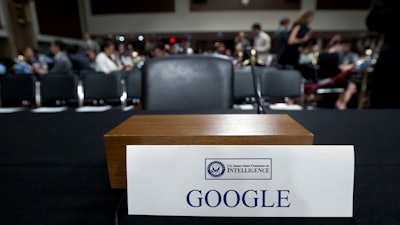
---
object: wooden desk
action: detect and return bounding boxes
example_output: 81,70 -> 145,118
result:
103,114 -> 314,189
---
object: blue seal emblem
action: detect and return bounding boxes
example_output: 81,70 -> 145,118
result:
207,161 -> 225,177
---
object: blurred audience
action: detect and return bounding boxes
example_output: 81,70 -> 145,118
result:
274,17 -> 291,67
151,41 -> 168,58
342,40 -> 360,65
86,49 -> 97,70
0,11 -> 389,110
279,9 -> 315,74
234,31 -> 251,64
49,40 -> 73,73
235,31 -> 251,52
203,44 -> 216,55
67,45 -> 91,73
251,23 -> 271,66
94,41 -> 125,74
82,31 -> 100,54
12,47 -> 48,75
0,63 -> 6,74
215,42 -> 227,55
322,34 -> 357,110
117,43 -> 134,69
298,45 -> 315,65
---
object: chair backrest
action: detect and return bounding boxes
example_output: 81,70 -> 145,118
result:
233,66 -> 265,102
81,70 -> 123,104
40,72 -> 79,106
125,69 -> 142,100
142,54 -> 234,110
261,68 -> 303,99
0,74 -> 37,107
316,52 -> 342,79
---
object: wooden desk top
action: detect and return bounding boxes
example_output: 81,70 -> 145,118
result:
104,114 -> 314,188
104,114 -> 314,138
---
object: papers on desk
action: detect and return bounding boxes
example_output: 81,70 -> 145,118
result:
233,103 -> 303,111
269,103 -> 303,110
0,107 -> 26,113
122,105 -> 134,111
75,105 -> 112,112
233,104 -> 255,110
31,107 -> 68,113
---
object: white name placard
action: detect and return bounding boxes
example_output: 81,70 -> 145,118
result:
126,145 -> 354,217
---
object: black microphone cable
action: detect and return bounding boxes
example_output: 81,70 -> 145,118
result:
247,48 -> 266,114
113,191 -> 127,225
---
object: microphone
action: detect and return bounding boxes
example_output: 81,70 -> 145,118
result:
246,48 -> 265,114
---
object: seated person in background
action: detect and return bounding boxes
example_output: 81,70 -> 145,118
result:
0,57 -> 15,74
296,44 -> 318,81
215,42 -> 227,55
13,47 -> 48,75
116,42 -> 134,69
13,55 -> 31,74
86,49 -> 97,70
24,47 -> 49,75
0,63 -> 6,74
203,44 -> 216,55
94,41 -> 125,74
321,35 -> 357,110
342,40 -> 359,65
298,45 -> 315,65
66,45 -> 91,73
82,31 -> 100,54
150,41 -> 168,58
49,40 -> 73,73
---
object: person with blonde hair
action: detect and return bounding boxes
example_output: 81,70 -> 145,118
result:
279,9 -> 315,72
278,10 -> 315,80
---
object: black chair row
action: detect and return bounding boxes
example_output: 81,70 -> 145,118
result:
234,66 -> 303,103
0,70 -> 142,108
0,74 -> 39,107
0,55 -> 303,110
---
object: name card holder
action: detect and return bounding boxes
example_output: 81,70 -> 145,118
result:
104,114 -> 314,189
126,145 -> 355,217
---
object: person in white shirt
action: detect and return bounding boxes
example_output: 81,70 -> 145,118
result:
251,23 -> 271,66
94,41 -> 124,74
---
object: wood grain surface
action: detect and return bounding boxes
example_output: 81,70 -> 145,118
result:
104,114 -> 314,188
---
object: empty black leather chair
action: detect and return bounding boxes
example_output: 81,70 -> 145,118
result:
316,52 -> 342,79
124,69 -> 142,105
81,70 -> 124,106
233,66 -> 265,103
142,55 -> 234,111
305,52 -> 353,108
261,68 -> 304,101
0,74 -> 38,107
40,72 -> 79,106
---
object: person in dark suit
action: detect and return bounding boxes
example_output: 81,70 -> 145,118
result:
366,0 -> 400,108
49,40 -> 73,73
274,17 -> 291,67
66,45 -> 91,73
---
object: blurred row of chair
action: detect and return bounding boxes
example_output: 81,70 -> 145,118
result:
0,55 -> 303,111
0,69 -> 142,108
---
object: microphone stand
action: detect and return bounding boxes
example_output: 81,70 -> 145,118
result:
248,49 -> 265,114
